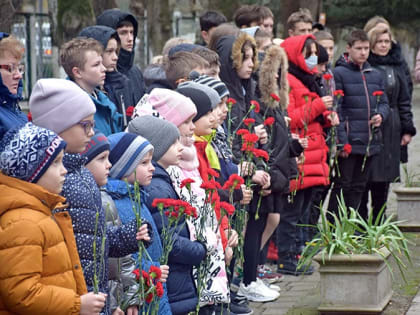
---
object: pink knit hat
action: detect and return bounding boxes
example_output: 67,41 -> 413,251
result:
148,88 -> 197,127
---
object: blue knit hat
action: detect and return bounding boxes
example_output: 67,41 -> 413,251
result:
81,132 -> 110,164
108,132 -> 154,179
0,122 -> 66,183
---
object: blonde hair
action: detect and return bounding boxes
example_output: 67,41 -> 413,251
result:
287,8 -> 313,32
367,25 -> 392,50
60,37 -> 103,80
161,37 -> 192,56
363,16 -> 390,33
0,35 -> 24,60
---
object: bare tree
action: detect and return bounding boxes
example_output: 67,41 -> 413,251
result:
0,0 -> 23,33
92,0 -> 117,18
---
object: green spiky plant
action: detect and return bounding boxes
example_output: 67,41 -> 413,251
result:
298,192 -> 412,281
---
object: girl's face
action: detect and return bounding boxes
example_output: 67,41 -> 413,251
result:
302,42 -> 317,59
237,47 -> 254,79
178,115 -> 196,138
125,151 -> 155,186
372,33 -> 391,57
59,114 -> 95,153
86,150 -> 112,187
194,111 -> 215,136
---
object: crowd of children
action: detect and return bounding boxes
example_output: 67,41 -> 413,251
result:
0,4 -> 416,315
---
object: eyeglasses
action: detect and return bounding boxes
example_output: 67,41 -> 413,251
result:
0,64 -> 25,75
78,120 -> 95,135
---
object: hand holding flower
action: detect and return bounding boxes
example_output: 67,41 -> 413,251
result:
370,114 -> 382,127
160,265 -> 169,282
136,223 -> 150,241
240,184 -> 253,204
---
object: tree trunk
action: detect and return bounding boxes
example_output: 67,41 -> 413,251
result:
0,0 -> 23,33
129,0 -> 145,68
146,0 -> 172,59
92,0 -> 117,18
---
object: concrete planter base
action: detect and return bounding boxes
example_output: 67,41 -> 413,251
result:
314,247 -> 392,313
393,186 -> 420,231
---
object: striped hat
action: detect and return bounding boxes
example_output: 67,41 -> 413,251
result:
193,74 -> 229,99
107,132 -> 154,179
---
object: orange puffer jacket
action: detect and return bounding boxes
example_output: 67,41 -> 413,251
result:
0,173 -> 87,315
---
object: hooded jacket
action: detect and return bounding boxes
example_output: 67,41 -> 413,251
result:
0,173 -> 87,314
281,34 -> 331,191
0,73 -> 27,140
367,42 -> 415,182
79,25 -> 135,127
143,64 -> 173,93
144,162 -> 206,315
91,88 -> 123,136
333,52 -> 389,156
61,153 -> 144,314
96,9 -> 146,104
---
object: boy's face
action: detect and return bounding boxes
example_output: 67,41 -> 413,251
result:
347,40 -> 370,67
158,139 -> 183,168
126,151 -> 155,186
212,97 -> 228,127
59,114 -> 95,153
237,47 -> 254,79
289,22 -> 312,37
0,50 -> 23,95
36,150 -> 67,194
194,111 -> 215,136
260,17 -> 274,34
318,39 -> 335,62
178,115 -> 196,138
102,38 -> 119,72
117,24 -> 134,52
204,65 -> 220,80
75,51 -> 106,89
86,150 -> 112,187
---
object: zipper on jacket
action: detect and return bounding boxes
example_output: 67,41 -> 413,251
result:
120,95 -> 127,127
361,71 -> 371,139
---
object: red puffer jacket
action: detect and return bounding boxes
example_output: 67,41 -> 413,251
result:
281,34 -> 331,191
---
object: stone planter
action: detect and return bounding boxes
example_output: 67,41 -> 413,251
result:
393,186 -> 420,232
314,247 -> 392,313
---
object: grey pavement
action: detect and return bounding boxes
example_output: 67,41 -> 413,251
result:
248,85 -> 420,315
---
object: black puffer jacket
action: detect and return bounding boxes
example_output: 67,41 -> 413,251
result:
333,53 -> 389,156
97,9 -> 146,104
367,43 -> 416,182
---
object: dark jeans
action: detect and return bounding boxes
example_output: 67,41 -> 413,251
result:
359,181 -> 389,222
296,187 -> 319,250
276,193 -> 304,255
329,154 -> 372,217
243,212 -> 268,285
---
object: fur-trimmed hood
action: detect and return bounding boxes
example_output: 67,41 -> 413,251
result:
231,32 -> 259,73
258,45 -> 289,109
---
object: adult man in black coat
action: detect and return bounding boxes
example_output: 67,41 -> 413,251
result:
97,9 -> 146,107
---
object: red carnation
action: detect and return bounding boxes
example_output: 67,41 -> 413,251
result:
333,90 -> 344,97
264,117 -> 275,126
253,148 -> 269,161
236,129 -> 250,136
132,268 -> 140,280
223,174 -> 245,190
323,73 -> 333,81
372,91 -> 384,96
250,100 -> 260,113
180,178 -> 195,189
219,201 -> 235,216
126,106 -> 134,117
270,93 -> 280,102
241,142 -> 255,152
243,133 -> 259,143
243,118 -> 256,126
27,111 -> 32,122
149,265 -> 162,280
227,98 -> 237,106
343,143 -> 352,154
152,198 -> 167,209
156,282 -> 164,297
207,168 -> 220,179
145,292 -> 154,304
200,181 -> 218,191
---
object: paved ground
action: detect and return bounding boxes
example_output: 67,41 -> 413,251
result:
249,85 -> 420,315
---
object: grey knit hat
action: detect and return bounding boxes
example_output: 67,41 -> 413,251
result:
127,115 -> 180,162
193,75 -> 229,100
29,79 -> 96,134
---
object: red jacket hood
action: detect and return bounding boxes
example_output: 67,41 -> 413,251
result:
281,34 -> 317,74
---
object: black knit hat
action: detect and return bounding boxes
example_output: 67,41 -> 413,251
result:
317,44 -> 329,64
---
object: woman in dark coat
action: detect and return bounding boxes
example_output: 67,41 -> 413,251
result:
359,25 -> 416,221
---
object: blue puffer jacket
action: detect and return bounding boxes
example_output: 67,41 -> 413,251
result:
61,153 -> 143,314
105,178 -> 172,315
144,162 -> 206,315
0,76 -> 27,140
334,53 -> 389,156
91,89 -> 123,136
